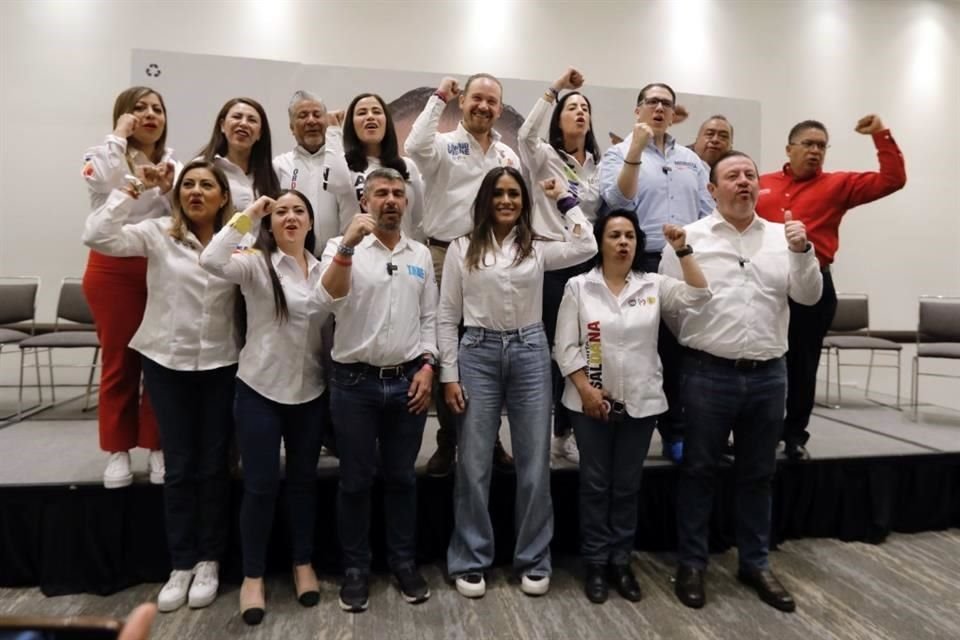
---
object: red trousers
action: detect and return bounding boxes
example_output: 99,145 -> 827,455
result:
82,250 -> 159,452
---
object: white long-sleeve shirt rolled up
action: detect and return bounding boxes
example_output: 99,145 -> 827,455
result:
314,234 -> 438,367
82,190 -> 239,371
553,267 -> 711,418
437,206 -> 598,383
659,210 -> 823,360
517,97 -> 600,240
82,134 -> 181,221
404,94 -> 521,242
273,145 -> 342,252
323,126 -> 426,242
199,215 -> 329,404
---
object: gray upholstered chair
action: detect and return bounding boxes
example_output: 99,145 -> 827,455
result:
0,277 -> 41,419
17,278 -> 100,419
911,296 -> 960,418
821,293 -> 901,408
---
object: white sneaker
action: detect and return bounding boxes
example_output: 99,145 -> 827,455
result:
188,561 -> 219,609
157,570 -> 193,612
148,450 -> 165,485
552,433 -> 580,465
455,573 -> 486,598
520,574 -> 550,596
103,452 -> 133,489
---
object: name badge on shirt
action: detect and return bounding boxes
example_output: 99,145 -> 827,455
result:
407,265 -> 426,280
628,295 -> 657,307
674,161 -> 698,170
447,142 -> 470,158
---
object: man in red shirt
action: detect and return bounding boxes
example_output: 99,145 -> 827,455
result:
756,115 -> 906,460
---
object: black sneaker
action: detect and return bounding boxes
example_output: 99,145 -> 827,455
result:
394,565 -> 430,604
338,569 -> 369,613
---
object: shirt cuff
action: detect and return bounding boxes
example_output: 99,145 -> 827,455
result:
227,211 -> 254,235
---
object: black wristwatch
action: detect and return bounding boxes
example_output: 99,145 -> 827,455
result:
675,245 -> 694,258
420,353 -> 437,368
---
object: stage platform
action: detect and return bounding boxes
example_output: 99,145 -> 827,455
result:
0,389 -> 958,596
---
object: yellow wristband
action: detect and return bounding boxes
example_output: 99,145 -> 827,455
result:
227,211 -> 252,235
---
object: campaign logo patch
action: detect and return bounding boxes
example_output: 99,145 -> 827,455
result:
407,265 -> 426,280
448,142 -> 470,158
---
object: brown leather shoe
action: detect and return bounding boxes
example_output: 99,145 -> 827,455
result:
737,568 -> 796,612
240,577 -> 265,625
293,563 -> 320,607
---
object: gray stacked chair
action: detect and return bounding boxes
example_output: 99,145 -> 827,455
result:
17,277 -> 100,419
821,293 -> 901,408
0,276 -> 41,419
911,296 -> 960,418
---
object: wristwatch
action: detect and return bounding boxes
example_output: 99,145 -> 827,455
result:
420,353 -> 437,368
336,243 -> 355,256
675,245 -> 694,258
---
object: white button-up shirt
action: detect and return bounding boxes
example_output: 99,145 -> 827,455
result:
437,207 -> 598,383
404,95 -> 521,242
273,145 -> 342,252
199,218 -> 328,404
659,210 -> 823,360
211,154 -> 256,211
518,97 -> 600,240
82,190 -> 239,370
315,233 -> 438,367
323,126 -> 426,242
554,267 -> 711,418
82,134 -> 180,222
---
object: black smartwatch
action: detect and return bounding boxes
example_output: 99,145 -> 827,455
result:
675,245 -> 694,258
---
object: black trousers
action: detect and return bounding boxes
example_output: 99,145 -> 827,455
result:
782,268 -> 837,447
639,252 -> 684,445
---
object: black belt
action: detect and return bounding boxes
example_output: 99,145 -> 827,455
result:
687,349 -> 782,371
427,237 -> 451,249
334,359 -> 420,379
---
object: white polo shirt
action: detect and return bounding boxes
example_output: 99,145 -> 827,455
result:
199,215 -> 328,404
659,210 -> 823,360
314,233 -> 438,367
273,145 -> 342,252
404,95 -> 521,242
82,190 -> 239,371
554,267 -> 711,418
437,206 -> 598,383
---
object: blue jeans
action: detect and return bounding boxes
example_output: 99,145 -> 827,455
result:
571,411 -> 656,565
329,361 -> 426,573
675,350 -> 786,571
234,379 -> 323,578
447,323 -> 554,578
140,357 -> 236,570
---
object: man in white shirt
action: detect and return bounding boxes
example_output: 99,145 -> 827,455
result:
660,151 -> 822,614
404,73 -> 520,476
315,168 -> 438,613
273,90 -> 342,251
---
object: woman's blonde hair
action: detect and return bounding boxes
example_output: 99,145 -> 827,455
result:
168,160 -> 234,246
112,86 -> 168,165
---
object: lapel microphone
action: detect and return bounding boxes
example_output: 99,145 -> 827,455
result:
386,262 -> 398,276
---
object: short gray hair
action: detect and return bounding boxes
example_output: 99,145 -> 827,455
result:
288,90 -> 325,120
363,168 -> 406,197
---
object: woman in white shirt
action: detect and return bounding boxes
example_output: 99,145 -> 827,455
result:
553,210 -> 710,604
440,166 -> 597,599
198,97 -> 280,212
199,190 -> 328,625
81,86 -> 180,489
324,93 -> 425,241
82,159 -> 239,615
519,67 -> 604,464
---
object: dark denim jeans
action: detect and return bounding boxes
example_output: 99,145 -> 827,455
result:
570,411 -> 656,565
141,357 -> 236,570
329,361 -> 426,573
234,379 -> 323,578
675,351 -> 786,571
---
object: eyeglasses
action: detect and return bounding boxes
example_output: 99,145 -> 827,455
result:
789,140 -> 830,151
640,97 -> 675,110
